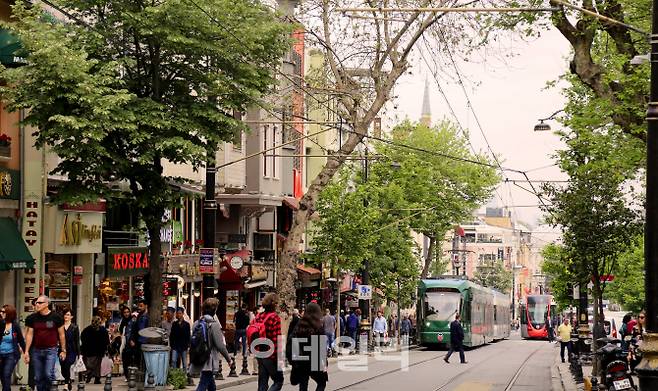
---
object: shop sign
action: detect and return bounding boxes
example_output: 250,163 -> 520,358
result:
199,248 -> 215,274
0,168 -> 19,200
43,206 -> 103,254
107,247 -> 149,277
72,275 -> 82,285
73,266 -> 83,275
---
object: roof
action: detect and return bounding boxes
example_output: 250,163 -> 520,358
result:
296,264 -> 321,276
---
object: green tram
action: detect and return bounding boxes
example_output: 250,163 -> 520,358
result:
417,277 -> 510,347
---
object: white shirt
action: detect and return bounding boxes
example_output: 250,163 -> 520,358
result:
373,316 -> 387,333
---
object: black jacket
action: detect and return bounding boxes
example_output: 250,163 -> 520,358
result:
450,320 -> 464,345
169,319 -> 191,352
235,310 -> 250,330
287,323 -> 327,385
80,326 -> 110,357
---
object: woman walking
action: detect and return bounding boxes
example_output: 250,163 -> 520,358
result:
60,309 -> 80,390
287,303 -> 328,391
0,305 -> 25,391
80,316 -> 110,384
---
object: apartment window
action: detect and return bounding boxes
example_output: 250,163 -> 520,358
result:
271,126 -> 278,179
263,125 -> 270,178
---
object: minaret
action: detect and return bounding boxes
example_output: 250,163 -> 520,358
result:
420,77 -> 432,126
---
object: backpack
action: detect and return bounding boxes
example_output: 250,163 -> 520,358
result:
246,312 -> 276,352
189,319 -> 210,366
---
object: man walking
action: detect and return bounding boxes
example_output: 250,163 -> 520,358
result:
401,315 -> 412,346
557,318 -> 573,363
170,307 -> 191,369
346,310 -> 358,353
233,304 -> 250,357
444,314 -> 466,364
372,311 -> 387,349
129,300 -> 150,368
323,309 -> 336,357
23,296 -> 66,391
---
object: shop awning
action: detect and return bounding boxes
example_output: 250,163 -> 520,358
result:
282,196 -> 299,210
0,29 -> 26,67
0,218 -> 34,271
296,264 -> 321,279
244,280 -> 267,289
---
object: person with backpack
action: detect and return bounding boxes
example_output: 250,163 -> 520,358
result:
287,303 -> 328,391
188,298 -> 233,391
248,293 -> 283,391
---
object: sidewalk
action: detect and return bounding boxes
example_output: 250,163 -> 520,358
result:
551,352 -> 639,391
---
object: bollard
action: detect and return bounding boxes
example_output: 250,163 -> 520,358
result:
51,379 -> 59,391
215,360 -> 223,380
77,378 -> 85,391
228,358 -> 238,377
186,374 -> 194,387
240,355 -> 250,376
127,368 -> 136,391
144,374 -> 155,391
104,374 -> 112,391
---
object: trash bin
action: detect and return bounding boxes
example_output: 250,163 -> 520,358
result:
139,327 -> 169,388
141,344 -> 170,387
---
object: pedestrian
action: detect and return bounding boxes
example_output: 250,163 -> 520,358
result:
252,293 -> 284,391
288,303 -> 328,391
372,311 -> 387,349
545,315 -> 555,343
170,307 -> 191,369
443,313 -> 466,364
161,307 -> 175,340
322,309 -> 336,357
188,298 -> 233,391
129,300 -> 150,369
118,306 -> 134,380
0,305 -> 25,391
234,304 -> 250,357
401,315 -> 411,346
60,308 -> 80,390
80,316 -> 110,384
557,318 -> 572,363
23,295 -> 67,391
346,311 -> 358,353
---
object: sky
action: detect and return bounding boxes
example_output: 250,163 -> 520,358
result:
389,27 -> 572,229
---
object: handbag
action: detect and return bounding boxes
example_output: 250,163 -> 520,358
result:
100,356 -> 113,377
72,356 -> 86,375
54,360 -> 65,381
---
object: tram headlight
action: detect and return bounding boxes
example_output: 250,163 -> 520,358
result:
426,322 -> 430,327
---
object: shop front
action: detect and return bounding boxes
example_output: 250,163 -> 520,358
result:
43,203 -> 104,327
100,246 -> 150,324
295,264 -> 322,311
165,253 -> 203,321
0,167 -> 28,307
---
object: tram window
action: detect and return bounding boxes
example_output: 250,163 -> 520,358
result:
494,305 -> 497,321
425,292 -> 461,322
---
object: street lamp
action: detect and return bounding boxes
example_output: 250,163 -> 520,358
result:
533,109 -> 564,132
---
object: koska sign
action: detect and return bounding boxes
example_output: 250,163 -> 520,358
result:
107,247 -> 149,277
43,205 -> 103,254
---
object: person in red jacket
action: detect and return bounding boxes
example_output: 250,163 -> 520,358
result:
253,293 -> 283,391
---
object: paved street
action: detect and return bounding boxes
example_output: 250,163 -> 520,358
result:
223,332 -> 557,391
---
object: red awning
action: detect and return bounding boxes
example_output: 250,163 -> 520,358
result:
283,196 -> 299,210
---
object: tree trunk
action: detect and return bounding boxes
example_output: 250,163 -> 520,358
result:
277,130 -> 368,310
147,222 -> 163,327
420,236 -> 436,279
592,278 -> 606,379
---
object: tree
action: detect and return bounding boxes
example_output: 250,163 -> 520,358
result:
368,121 -> 499,279
277,0 -> 511,309
605,236 -> 645,313
541,243 -> 576,310
1,0 -> 290,325
473,259 -> 512,293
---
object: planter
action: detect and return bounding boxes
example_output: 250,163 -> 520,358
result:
0,145 -> 9,159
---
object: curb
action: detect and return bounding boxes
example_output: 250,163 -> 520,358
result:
551,354 -> 566,391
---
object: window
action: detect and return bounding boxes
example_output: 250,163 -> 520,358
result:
263,125 -> 268,177
271,126 -> 278,178
424,292 -> 461,322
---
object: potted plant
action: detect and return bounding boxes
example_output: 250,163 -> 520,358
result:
0,134 -> 11,157
195,239 -> 204,252
172,241 -> 183,255
183,240 -> 192,254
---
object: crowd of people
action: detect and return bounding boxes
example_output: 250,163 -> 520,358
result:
0,292 -> 418,391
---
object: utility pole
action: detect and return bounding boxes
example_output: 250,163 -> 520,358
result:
203,143 -> 218,300
359,147 -> 371,349
638,0 -> 658,388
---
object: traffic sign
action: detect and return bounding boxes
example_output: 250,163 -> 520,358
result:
357,284 -> 372,300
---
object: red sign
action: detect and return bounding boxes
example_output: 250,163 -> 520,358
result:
107,247 -> 149,277
592,275 -> 615,283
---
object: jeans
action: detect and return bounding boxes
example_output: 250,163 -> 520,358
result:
0,353 -> 17,391
33,347 -> 58,391
325,333 -> 335,354
171,349 -> 188,369
445,343 -> 465,363
195,371 -> 215,391
234,329 -> 247,356
560,341 -> 572,362
374,332 -> 385,347
298,373 -> 327,391
348,329 -> 357,351
257,358 -> 283,391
